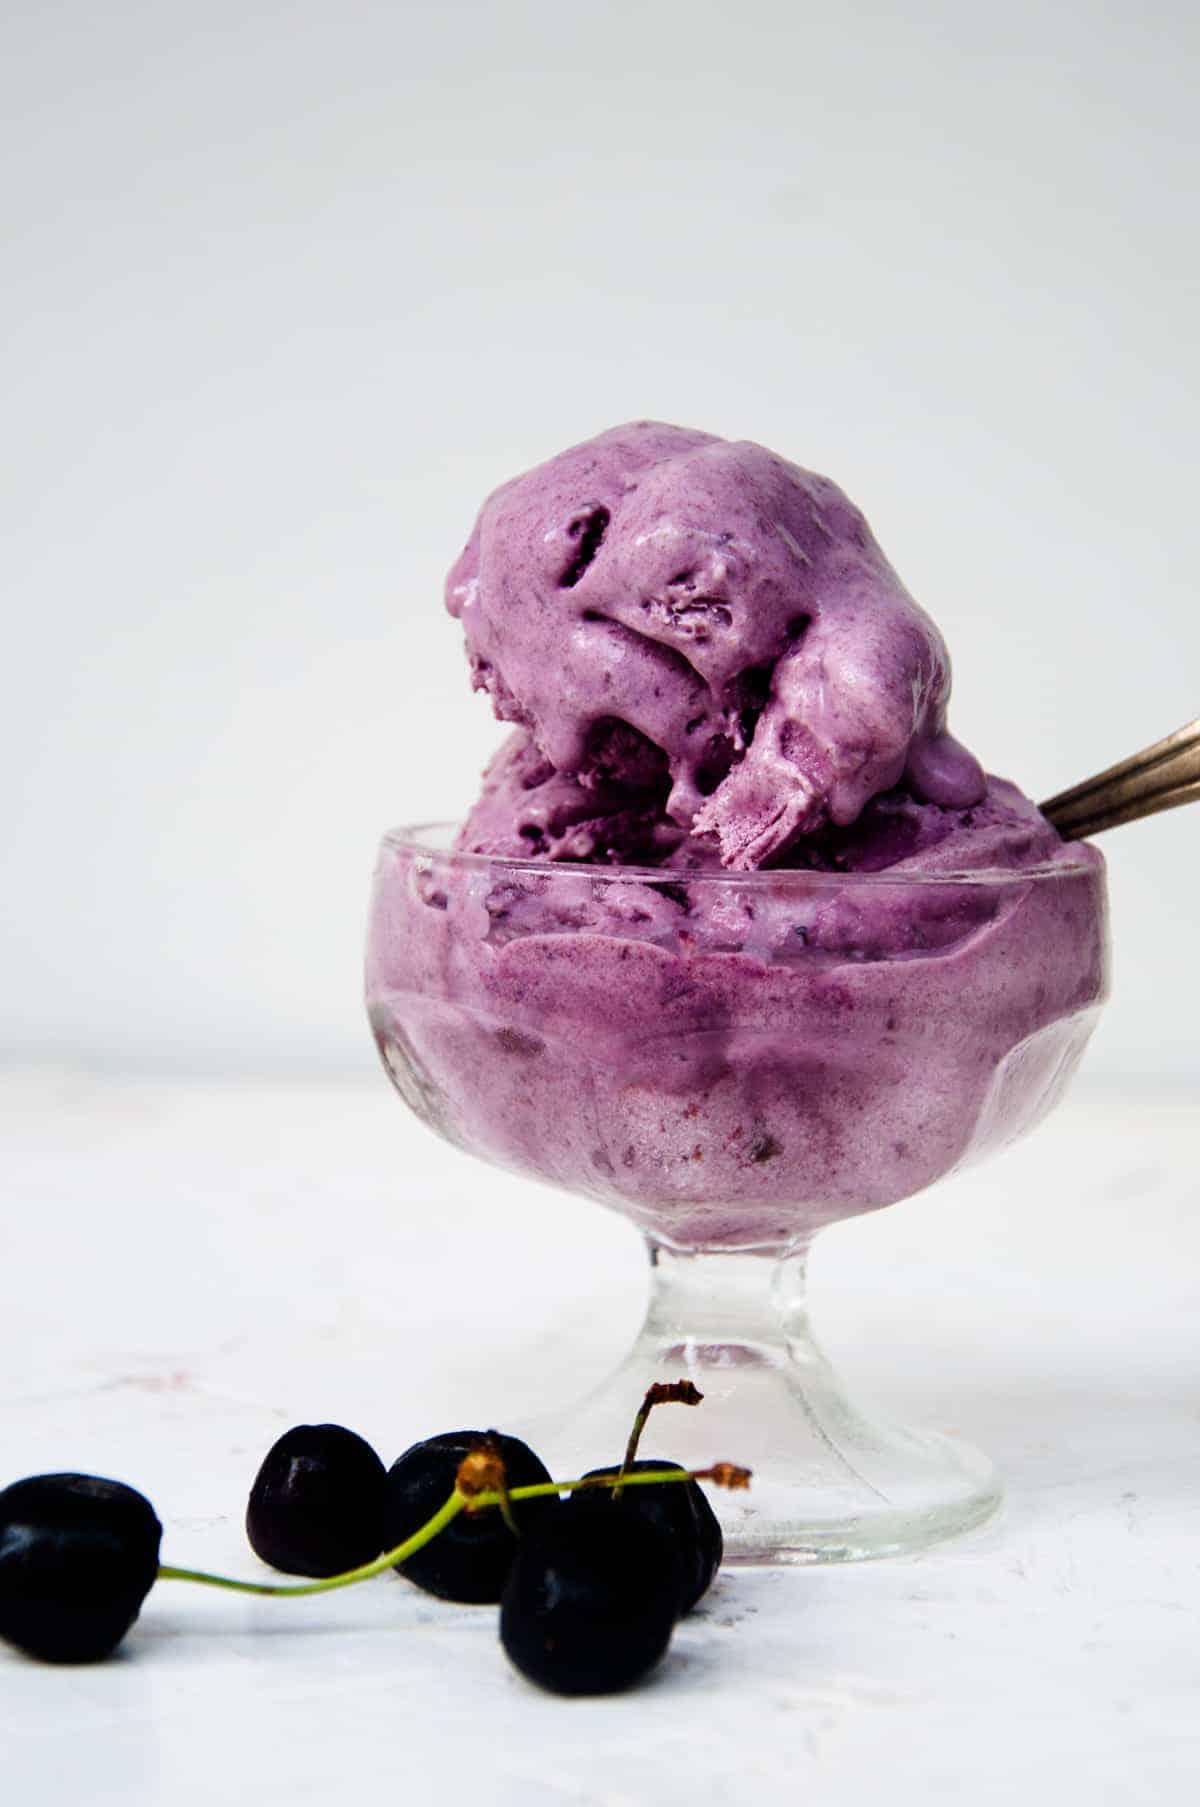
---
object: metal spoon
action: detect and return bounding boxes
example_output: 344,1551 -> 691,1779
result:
1041,718 -> 1200,841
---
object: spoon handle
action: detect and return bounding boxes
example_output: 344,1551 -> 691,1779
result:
1041,718 -> 1200,841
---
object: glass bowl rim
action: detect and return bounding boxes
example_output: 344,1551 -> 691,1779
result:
379,821 -> 1101,890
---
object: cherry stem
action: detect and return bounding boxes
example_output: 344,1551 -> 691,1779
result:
155,1463 -> 746,1600
614,1379 -> 703,1502
482,1431 -> 520,1538
157,1489 -> 466,1599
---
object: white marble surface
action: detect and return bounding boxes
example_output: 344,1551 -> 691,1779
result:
1,1067 -> 1197,1804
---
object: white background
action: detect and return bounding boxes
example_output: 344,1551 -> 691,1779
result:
2,0 -> 1197,1079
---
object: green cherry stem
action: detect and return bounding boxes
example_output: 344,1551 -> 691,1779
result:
155,1463 -> 748,1600
157,1488 -> 466,1598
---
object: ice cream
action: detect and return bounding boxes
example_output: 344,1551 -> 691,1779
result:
457,726 -> 1070,883
446,422 -> 986,869
367,423 -> 1108,1250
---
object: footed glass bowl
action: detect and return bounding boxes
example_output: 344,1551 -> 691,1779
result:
366,824 -> 1108,1562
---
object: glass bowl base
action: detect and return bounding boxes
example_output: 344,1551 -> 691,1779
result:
516,1243 -> 1001,1564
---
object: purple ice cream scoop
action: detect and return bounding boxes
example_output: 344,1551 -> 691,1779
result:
368,421 -> 1108,1252
447,422 -> 985,869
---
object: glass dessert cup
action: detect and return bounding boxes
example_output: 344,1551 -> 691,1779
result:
366,825 -> 1108,1563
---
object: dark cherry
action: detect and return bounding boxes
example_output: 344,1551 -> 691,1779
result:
383,1430 -> 558,1603
500,1512 -> 679,1695
567,1458 -> 723,1612
0,1473 -> 162,1663
246,1423 -> 387,1577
